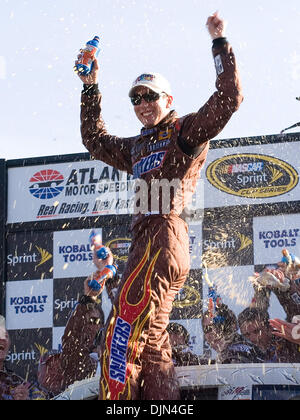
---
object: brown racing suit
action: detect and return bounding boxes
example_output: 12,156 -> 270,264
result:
80,37 -> 243,400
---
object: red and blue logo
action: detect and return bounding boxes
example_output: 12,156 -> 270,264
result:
29,169 -> 64,199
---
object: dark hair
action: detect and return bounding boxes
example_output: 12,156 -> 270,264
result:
167,322 -> 190,345
238,307 -> 269,328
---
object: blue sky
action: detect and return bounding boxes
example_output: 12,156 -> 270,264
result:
1,0 -> 300,160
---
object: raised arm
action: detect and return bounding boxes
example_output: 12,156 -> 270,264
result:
75,55 -> 133,173
179,12 -> 243,152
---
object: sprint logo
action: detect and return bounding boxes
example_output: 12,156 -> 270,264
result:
7,246 -> 52,268
35,247 -> 52,269
237,233 -> 252,252
203,233 -> 252,252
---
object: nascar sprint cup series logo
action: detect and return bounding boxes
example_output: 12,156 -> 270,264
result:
206,153 -> 299,198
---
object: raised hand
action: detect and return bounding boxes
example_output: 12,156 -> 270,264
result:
206,11 -> 227,40
74,54 -> 99,84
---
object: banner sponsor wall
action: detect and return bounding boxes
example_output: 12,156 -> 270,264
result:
2,134 -> 300,381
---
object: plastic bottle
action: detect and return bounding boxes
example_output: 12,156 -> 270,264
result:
208,285 -> 224,323
88,264 -> 118,292
76,36 -> 100,75
282,249 -> 300,268
89,230 -> 109,260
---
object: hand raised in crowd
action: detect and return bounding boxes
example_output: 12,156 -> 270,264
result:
84,247 -> 114,299
277,249 -> 300,282
92,246 -> 113,271
270,317 -> 300,345
12,382 -> 31,400
277,262 -> 300,284
74,54 -> 99,85
206,11 -> 227,40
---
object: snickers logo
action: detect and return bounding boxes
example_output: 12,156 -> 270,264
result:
109,317 -> 131,384
133,151 -> 166,179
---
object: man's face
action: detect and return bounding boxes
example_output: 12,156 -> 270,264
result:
0,327 -> 10,363
240,320 -> 271,349
132,86 -> 173,128
37,353 -> 64,393
202,317 -> 228,353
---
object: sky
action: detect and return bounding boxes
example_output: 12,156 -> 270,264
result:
1,0 -> 300,161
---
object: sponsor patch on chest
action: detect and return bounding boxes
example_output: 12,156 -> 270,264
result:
133,151 -> 167,179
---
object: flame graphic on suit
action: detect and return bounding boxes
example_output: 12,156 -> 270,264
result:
100,239 -> 161,400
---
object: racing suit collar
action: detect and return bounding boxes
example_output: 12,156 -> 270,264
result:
140,110 -> 178,137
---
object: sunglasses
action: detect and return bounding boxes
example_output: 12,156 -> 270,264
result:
130,91 -> 163,106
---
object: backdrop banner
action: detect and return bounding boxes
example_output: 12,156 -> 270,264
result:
4,135 -> 300,382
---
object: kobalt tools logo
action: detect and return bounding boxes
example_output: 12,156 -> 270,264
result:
29,169 -> 64,199
58,243 -> 93,263
10,295 -> 48,314
206,154 -> 299,198
258,228 -> 300,249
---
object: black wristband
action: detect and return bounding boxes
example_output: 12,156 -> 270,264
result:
82,83 -> 100,96
212,37 -> 228,48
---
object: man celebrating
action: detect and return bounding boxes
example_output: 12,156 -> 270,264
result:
76,12 -> 243,400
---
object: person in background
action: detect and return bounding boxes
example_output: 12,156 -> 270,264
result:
167,322 -> 202,366
37,249 -> 114,397
76,11 -> 243,400
37,280 -> 105,397
249,250 -> 300,362
251,249 -> 300,324
0,315 -> 46,400
202,304 -> 265,364
237,307 -> 300,363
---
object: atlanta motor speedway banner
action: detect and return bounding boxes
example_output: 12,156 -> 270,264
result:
7,161 -> 136,223
3,134 -> 300,383
6,141 -> 300,224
